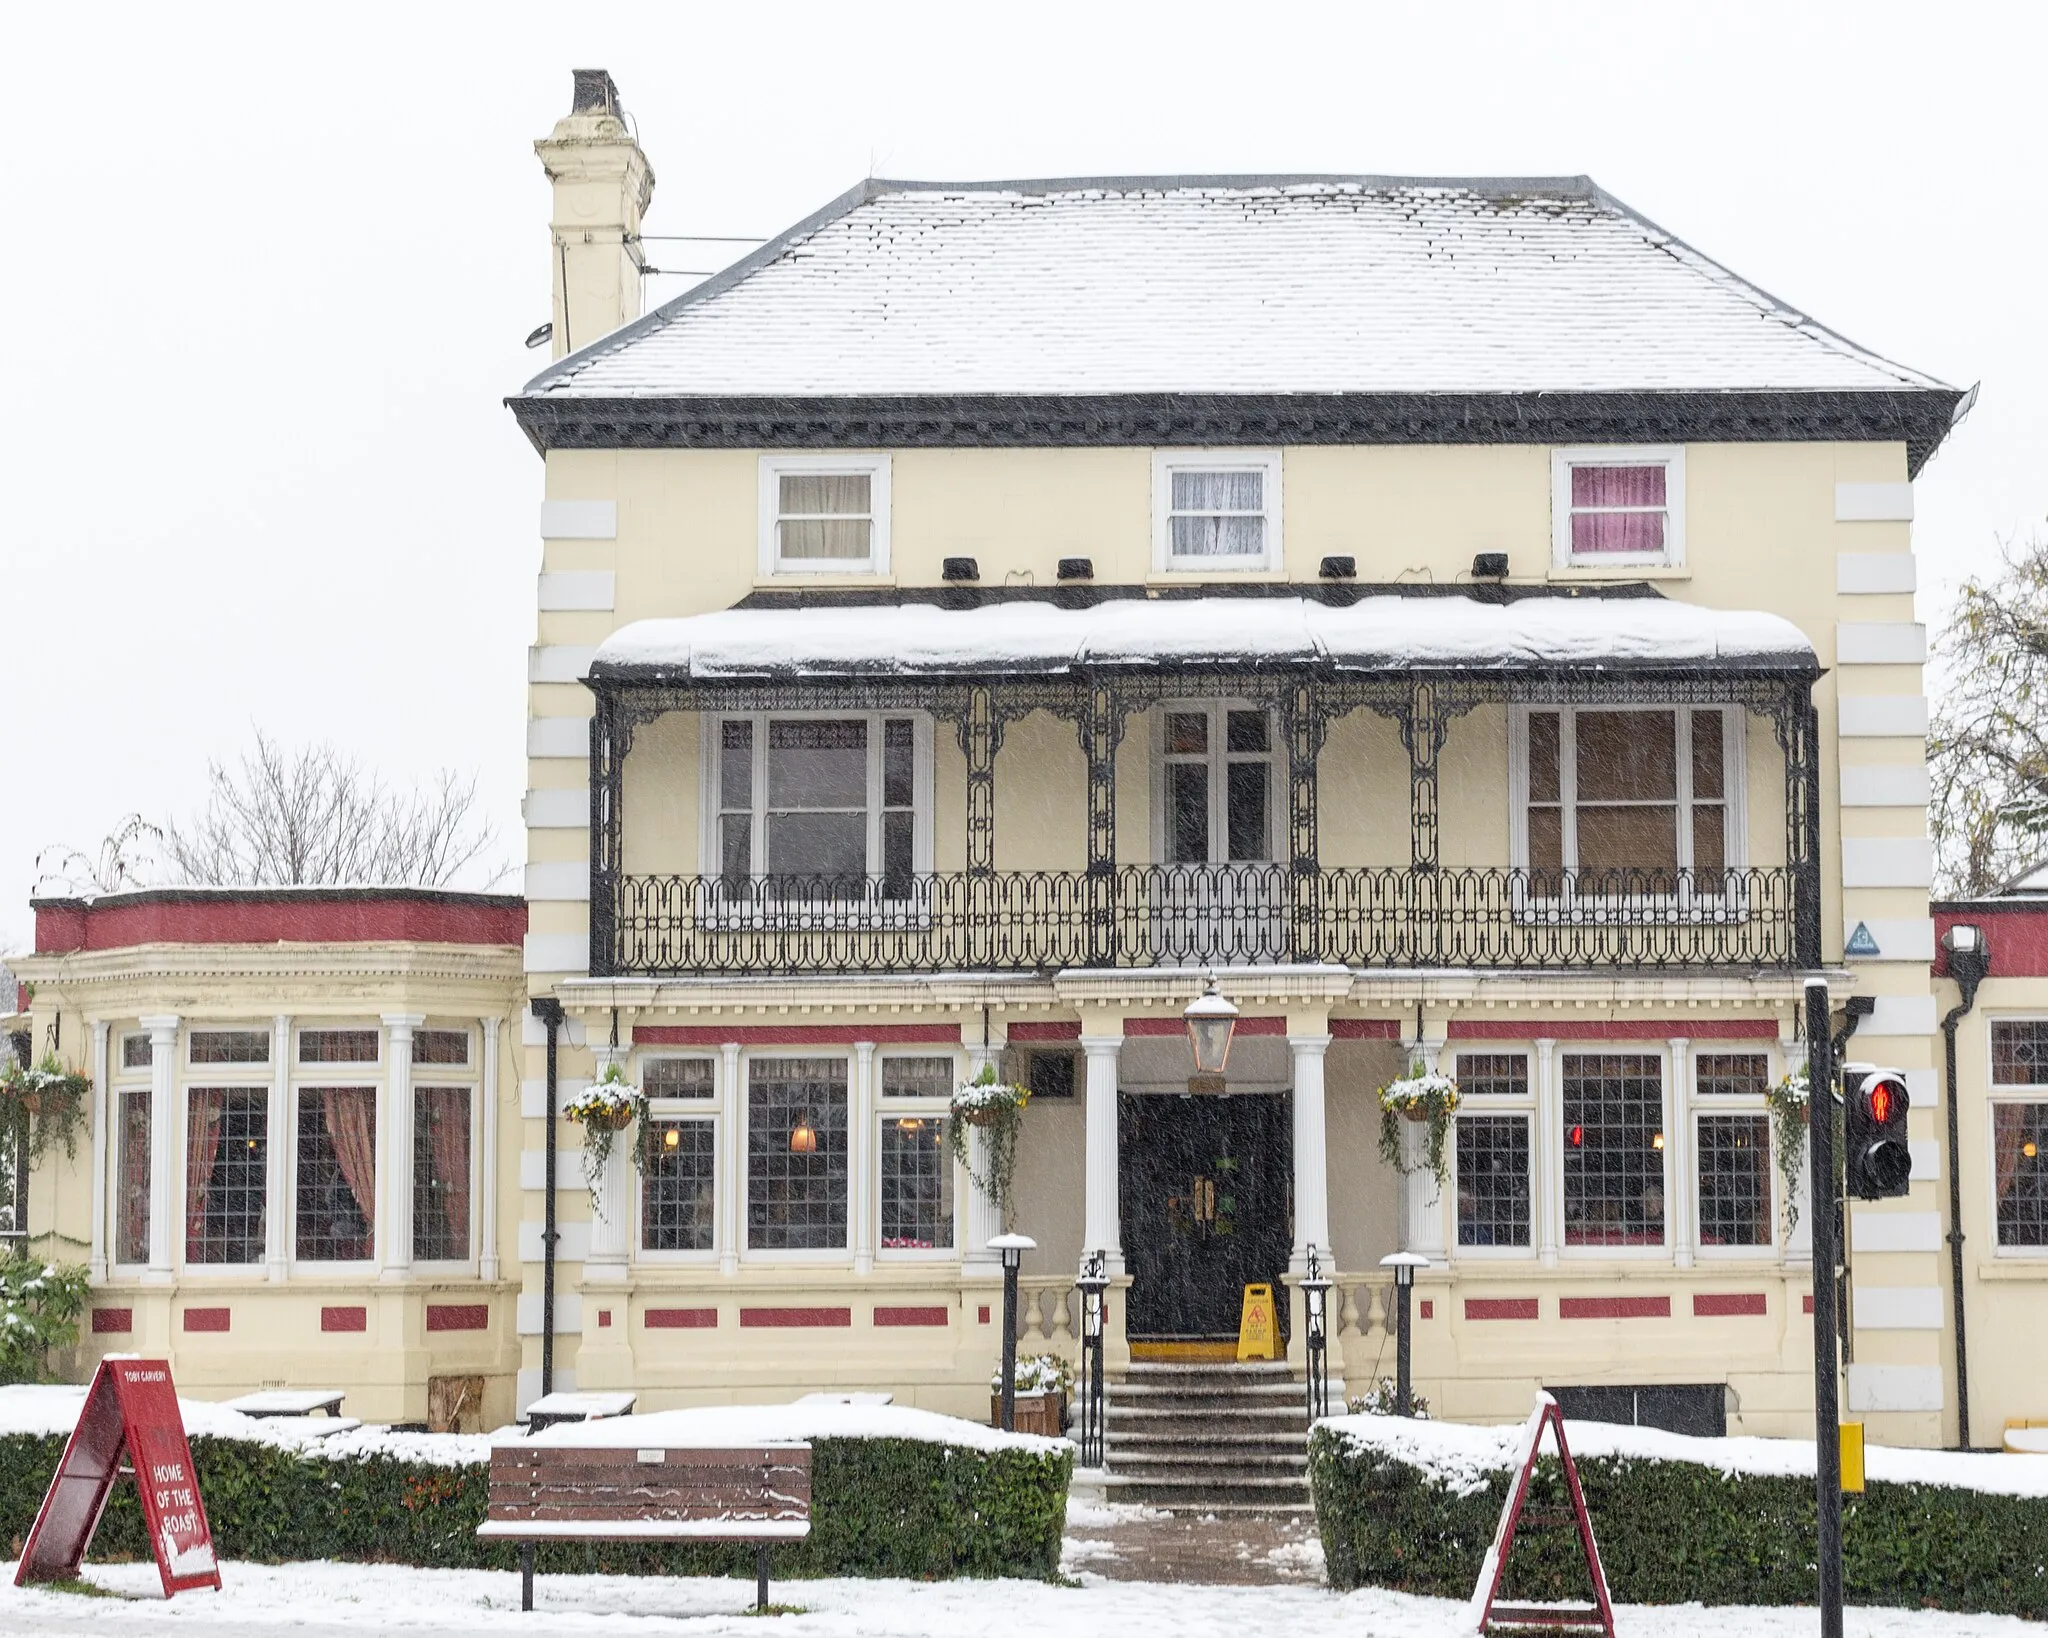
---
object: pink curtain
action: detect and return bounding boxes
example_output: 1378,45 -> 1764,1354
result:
184,1089 -> 224,1257
1993,1107 -> 2029,1213
117,1094 -> 150,1263
1570,463 -> 1667,555
422,1087 -> 471,1257
322,1088 -> 377,1257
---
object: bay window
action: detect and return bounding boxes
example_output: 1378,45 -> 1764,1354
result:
1991,1020 -> 2048,1250
713,714 -> 930,897
186,1086 -> 268,1264
641,1056 -> 716,1256
747,1057 -> 848,1252
413,1086 -> 472,1262
1552,446 -> 1684,569
1561,1054 -> 1665,1248
1516,705 -> 1740,884
295,1087 -> 376,1262
114,1035 -> 151,1266
878,1056 -> 954,1252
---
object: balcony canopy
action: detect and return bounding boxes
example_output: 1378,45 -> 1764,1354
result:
587,592 -> 1817,684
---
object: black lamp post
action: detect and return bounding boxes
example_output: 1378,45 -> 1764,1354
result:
1380,1252 -> 1427,1416
1076,1249 -> 1109,1466
990,1233 -> 1036,1431
1302,1244 -> 1333,1423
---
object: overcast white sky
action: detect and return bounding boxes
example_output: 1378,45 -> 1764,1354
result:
3,1 -> 2041,952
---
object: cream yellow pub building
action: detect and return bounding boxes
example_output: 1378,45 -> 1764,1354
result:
13,70 -> 2017,1461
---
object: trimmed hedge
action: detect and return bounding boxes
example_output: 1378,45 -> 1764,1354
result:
1309,1425 -> 2048,1619
0,1432 -> 1071,1581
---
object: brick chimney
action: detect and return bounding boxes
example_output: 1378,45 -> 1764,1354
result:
534,69 -> 655,359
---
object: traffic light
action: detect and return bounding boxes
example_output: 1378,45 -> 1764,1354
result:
1843,1064 -> 1912,1200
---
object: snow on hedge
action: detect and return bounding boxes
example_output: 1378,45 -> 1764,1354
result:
1321,1412 -> 2048,1500
510,1400 -> 1068,1457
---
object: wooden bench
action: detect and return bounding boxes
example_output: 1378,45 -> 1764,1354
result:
477,1440 -> 811,1612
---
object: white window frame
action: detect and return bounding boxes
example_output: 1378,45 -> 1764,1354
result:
1551,445 -> 1685,571
740,1050 -> 853,1264
1988,1018 -> 2048,1259
1448,1051 -> 1538,1263
409,1032 -> 478,1273
701,709 -> 935,909
634,1052 -> 720,1266
109,1034 -> 154,1271
1151,449 -> 1283,574
179,1026 -> 273,1278
1689,1048 -> 1780,1261
284,1018 -> 381,1275
758,453 -> 891,578
1508,703 -> 1748,908
873,1051 -> 961,1262
1149,700 -> 1284,868
1557,1047 -> 1673,1262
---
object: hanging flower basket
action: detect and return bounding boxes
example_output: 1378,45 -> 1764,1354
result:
948,1066 -> 1031,1218
1377,1064 -> 1461,1192
0,1054 -> 91,1169
1770,1064 -> 1819,1235
562,1062 -> 647,1210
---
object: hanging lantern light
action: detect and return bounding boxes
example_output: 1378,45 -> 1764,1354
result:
1184,974 -> 1240,1076
789,1111 -> 819,1154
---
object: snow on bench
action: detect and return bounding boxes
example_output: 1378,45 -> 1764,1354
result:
221,1389 -> 350,1421
478,1441 -> 811,1613
520,1390 -> 637,1432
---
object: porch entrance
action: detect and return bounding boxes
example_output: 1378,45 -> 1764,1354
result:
1120,1090 -> 1293,1348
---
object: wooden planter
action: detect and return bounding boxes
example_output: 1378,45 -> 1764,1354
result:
990,1391 -> 1066,1438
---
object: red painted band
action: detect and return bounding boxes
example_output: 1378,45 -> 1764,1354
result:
1332,1019 -> 1402,1039
740,1307 -> 852,1329
1448,1019 -> 1779,1041
1465,1298 -> 1539,1321
634,1024 -> 962,1046
873,1306 -> 950,1327
1802,1294 -> 1816,1314
1559,1295 -> 1671,1320
320,1305 -> 367,1333
91,1308 -> 133,1334
425,1304 -> 490,1332
182,1307 -> 231,1333
1693,1292 -> 1768,1318
645,1307 -> 719,1329
1936,905 -> 2048,976
33,889 -> 524,953
1122,1015 -> 1286,1037
1007,1021 -> 1082,1043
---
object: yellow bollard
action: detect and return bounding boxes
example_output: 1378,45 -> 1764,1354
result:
1840,1421 -> 1866,1494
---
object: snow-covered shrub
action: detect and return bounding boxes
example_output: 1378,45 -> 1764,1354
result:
0,1255 -> 89,1385
1343,1378 -> 1431,1420
1309,1414 -> 2048,1618
991,1352 -> 1074,1396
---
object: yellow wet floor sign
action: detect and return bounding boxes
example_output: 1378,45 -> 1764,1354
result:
1237,1283 -> 1278,1361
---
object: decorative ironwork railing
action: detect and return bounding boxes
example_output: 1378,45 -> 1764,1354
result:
607,863 -> 1798,975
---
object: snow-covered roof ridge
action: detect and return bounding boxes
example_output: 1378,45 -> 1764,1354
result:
589,593 -> 1817,682
521,174 -> 1951,402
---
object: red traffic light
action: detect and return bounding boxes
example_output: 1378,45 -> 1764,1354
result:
1867,1081 -> 1895,1125
1844,1066 -> 1912,1200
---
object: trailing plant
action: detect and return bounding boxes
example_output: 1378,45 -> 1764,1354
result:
0,1253 -> 90,1385
1377,1064 -> 1460,1192
0,1053 -> 92,1169
947,1065 -> 1031,1219
1769,1061 -> 1843,1236
1344,1378 -> 1432,1420
562,1061 -> 645,1199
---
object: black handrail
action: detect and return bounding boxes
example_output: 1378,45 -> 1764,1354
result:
609,864 -> 1797,975
1076,1250 -> 1109,1469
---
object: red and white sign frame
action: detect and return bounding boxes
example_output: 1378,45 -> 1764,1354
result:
1468,1391 -> 1615,1636
15,1357 -> 221,1597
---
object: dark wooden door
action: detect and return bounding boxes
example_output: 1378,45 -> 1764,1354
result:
1120,1091 -> 1292,1341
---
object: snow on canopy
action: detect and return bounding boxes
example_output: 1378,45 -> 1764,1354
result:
1323,1410 -> 2048,1500
589,595 -> 1816,681
522,177 -> 1949,401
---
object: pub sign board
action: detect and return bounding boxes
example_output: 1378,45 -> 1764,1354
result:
15,1357 -> 221,1597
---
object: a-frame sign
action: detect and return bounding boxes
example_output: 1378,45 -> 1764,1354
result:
1468,1392 -> 1616,1636
15,1357 -> 221,1598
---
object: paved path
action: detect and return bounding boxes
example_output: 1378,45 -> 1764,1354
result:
1062,1506 -> 1325,1585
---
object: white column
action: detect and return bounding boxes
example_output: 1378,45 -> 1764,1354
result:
1081,1033 -> 1124,1276
87,1021 -> 110,1284
852,1041 -> 877,1275
140,1014 -> 179,1285
583,1040 -> 630,1281
1289,1034 -> 1332,1271
1535,1037 -> 1561,1267
719,1041 -> 742,1275
962,1037 -> 1003,1269
266,1015 -> 291,1281
1668,1037 -> 1693,1270
478,1015 -> 502,1282
380,1013 -> 422,1280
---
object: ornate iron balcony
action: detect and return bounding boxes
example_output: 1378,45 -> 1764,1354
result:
604,865 -> 1798,976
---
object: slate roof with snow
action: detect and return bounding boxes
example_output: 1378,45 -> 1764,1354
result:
525,176 -> 1946,402
589,593 -> 1817,682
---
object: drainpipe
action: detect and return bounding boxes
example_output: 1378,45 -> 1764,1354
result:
530,997 -> 566,1400
1938,924 -> 1989,1450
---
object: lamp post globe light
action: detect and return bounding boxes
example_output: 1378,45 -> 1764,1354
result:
1379,1252 -> 1429,1416
1184,973 -> 1240,1075
989,1233 -> 1037,1432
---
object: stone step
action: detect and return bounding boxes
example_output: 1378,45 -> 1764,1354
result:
1107,1429 -> 1309,1448
1107,1454 -> 1309,1477
1100,1475 -> 1312,1509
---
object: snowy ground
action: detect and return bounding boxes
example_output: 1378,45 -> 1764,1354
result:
0,1556 -> 2028,1637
